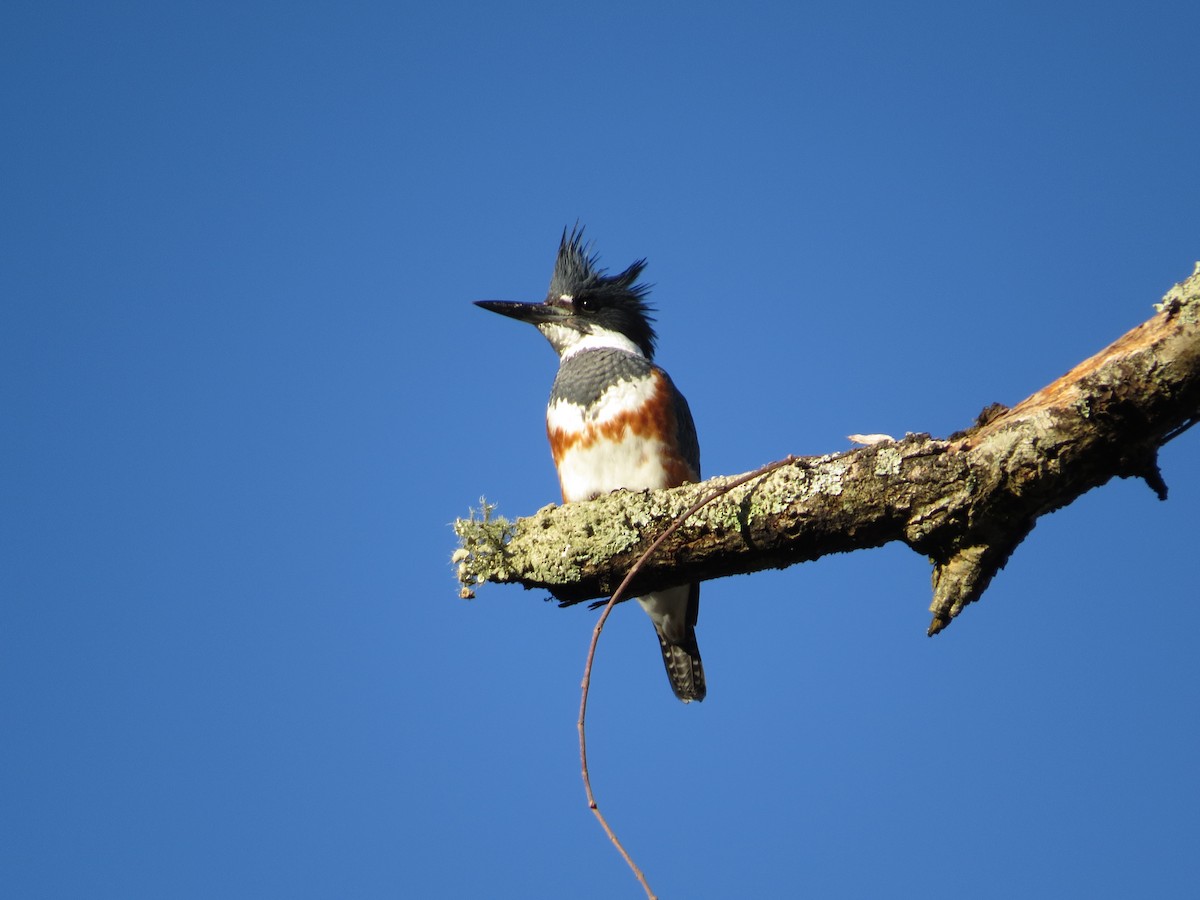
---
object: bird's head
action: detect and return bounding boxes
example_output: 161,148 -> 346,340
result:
475,225 -> 657,360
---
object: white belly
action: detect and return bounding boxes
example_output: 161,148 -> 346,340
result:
554,432 -> 674,501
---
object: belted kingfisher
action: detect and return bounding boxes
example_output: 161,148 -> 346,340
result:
475,226 -> 706,703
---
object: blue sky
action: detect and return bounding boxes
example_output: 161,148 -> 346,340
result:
3,2 -> 1198,897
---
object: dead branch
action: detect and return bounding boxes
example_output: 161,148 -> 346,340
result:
455,263 -> 1200,634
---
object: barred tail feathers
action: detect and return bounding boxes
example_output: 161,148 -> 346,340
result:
637,583 -> 706,703
655,628 -> 706,703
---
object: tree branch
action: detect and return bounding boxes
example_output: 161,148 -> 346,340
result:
455,263 -> 1200,634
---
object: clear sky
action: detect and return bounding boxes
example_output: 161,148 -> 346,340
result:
3,2 -> 1198,898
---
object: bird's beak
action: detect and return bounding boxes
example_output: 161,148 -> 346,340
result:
474,299 -> 570,326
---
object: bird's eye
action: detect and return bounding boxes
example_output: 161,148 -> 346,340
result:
577,296 -> 597,311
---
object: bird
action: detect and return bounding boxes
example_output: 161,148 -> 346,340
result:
475,226 -> 705,703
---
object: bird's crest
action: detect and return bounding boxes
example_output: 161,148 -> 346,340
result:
549,225 -> 657,357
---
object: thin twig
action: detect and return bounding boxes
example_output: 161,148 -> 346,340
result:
1162,413 -> 1199,445
577,456 -> 798,898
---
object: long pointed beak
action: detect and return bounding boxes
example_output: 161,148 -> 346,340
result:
474,299 -> 569,325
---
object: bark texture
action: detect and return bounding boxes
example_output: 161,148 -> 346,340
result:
454,264 -> 1200,633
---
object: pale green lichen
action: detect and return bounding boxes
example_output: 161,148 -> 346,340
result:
1154,261 -> 1200,323
452,498 -> 516,596
873,446 -> 903,476
809,456 -> 852,496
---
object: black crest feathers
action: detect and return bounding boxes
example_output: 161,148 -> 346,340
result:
548,225 -> 657,358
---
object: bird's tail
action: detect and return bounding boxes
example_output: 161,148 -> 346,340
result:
655,627 -> 706,703
637,583 -> 706,703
